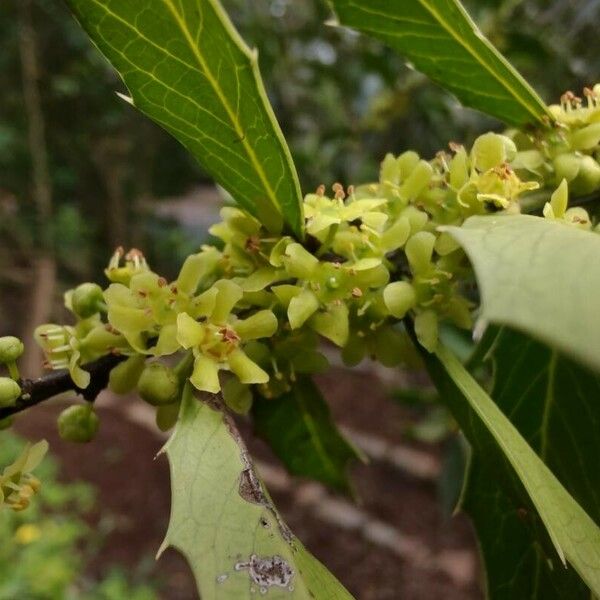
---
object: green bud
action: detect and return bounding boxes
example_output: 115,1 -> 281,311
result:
572,155 -> 600,195
0,336 -> 24,363
553,153 -> 581,183
471,133 -> 516,171
57,404 -> 99,443
405,231 -> 436,274
70,283 -> 104,319
109,355 -> 146,394
137,363 -> 180,406
383,281 -> 417,319
0,377 -> 21,408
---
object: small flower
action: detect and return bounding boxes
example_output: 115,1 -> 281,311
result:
176,280 -> 277,393
0,441 -> 47,511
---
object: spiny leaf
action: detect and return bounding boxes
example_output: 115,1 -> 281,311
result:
328,0 -> 552,126
464,328 -> 600,598
253,377 -> 361,493
419,341 -> 600,596
160,384 -> 354,599
444,214 -> 600,373
67,0 -> 304,236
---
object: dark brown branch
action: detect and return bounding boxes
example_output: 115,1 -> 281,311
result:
0,354 -> 125,421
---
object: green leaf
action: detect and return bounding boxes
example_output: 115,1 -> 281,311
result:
464,328 -> 600,598
160,384 -> 354,599
444,214 -> 600,373
328,0 -> 551,126
253,378 -> 361,493
67,0 -> 303,236
419,341 -> 600,596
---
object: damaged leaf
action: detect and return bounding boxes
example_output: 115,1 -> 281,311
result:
160,383 -> 353,599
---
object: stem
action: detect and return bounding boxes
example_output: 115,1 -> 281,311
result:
0,354 -> 125,421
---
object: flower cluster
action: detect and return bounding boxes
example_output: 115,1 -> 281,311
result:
30,87 -> 600,433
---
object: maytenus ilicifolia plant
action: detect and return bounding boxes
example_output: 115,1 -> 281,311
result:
4,0 -> 600,598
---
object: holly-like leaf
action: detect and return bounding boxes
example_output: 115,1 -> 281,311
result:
444,215 -> 600,373
159,384 -> 354,599
464,328 -> 600,598
420,342 -> 600,596
253,377 -> 361,493
328,0 -> 551,126
67,0 -> 304,236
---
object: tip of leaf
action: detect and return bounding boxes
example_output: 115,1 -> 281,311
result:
115,92 -> 134,106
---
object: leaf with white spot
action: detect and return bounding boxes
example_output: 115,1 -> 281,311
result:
160,384 -> 354,599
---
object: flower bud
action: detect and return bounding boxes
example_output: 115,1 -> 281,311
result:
0,377 -> 21,408
572,155 -> 600,195
109,355 -> 146,394
553,153 -> 581,183
471,133 -> 516,171
383,281 -> 417,319
57,404 -> 99,443
0,336 -> 24,364
137,363 -> 180,406
70,283 -> 104,319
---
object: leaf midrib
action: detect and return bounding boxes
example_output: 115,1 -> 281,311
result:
161,0 -> 281,216
415,0 -> 547,123
295,389 -> 341,484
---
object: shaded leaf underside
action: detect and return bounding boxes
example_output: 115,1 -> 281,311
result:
465,328 -> 600,598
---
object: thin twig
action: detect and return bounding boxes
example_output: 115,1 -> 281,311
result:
0,354 -> 125,420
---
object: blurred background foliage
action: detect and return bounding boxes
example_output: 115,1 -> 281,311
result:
0,432 -> 158,599
0,0 -> 599,341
